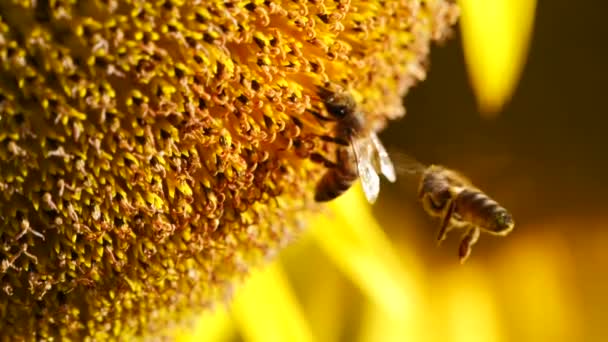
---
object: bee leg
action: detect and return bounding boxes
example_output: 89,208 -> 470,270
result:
318,134 -> 349,146
307,108 -> 336,123
458,226 -> 480,264
310,152 -> 338,169
436,200 -> 455,245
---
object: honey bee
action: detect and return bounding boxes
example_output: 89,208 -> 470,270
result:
399,156 -> 515,262
312,85 -> 396,203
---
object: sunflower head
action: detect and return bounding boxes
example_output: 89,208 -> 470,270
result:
0,0 -> 458,339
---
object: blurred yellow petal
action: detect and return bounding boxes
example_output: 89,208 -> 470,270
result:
358,299 -> 434,342
176,309 -> 235,342
311,185 -> 425,328
459,0 -> 537,115
296,254 -> 348,342
232,263 -> 314,342
438,266 -> 502,342
496,231 -> 582,341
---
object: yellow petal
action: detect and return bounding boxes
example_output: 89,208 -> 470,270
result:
459,0 -> 537,116
437,266 -> 503,342
357,299 -> 431,342
311,185 -> 424,327
496,230 -> 583,341
175,309 -> 234,342
232,263 -> 314,342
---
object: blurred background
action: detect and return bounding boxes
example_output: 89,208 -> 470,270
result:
181,0 -> 608,341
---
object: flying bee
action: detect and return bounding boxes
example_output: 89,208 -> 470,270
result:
312,85 -> 396,204
398,156 -> 515,263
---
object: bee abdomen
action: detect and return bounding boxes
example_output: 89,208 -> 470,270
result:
314,169 -> 357,202
454,189 -> 503,226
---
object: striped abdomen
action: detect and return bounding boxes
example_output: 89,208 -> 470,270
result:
314,147 -> 358,202
453,189 -> 514,235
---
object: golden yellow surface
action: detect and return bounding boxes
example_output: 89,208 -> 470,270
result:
0,0 -> 457,339
459,0 -> 536,116
181,1 -> 608,341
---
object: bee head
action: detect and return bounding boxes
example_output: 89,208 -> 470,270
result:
493,210 -> 514,235
317,86 -> 356,119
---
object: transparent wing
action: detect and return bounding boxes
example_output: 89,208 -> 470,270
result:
389,151 -> 427,178
370,133 -> 396,182
352,137 -> 380,204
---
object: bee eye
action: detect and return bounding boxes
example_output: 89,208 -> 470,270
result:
325,103 -> 348,118
430,198 -> 446,211
423,196 -> 446,216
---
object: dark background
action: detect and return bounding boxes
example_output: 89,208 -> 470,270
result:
370,2 -> 607,339
381,0 -> 607,224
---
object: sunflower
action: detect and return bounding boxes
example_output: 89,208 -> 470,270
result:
0,0 -> 464,339
179,0 -> 539,341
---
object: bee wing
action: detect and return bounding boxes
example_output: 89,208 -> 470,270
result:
370,132 -> 396,182
352,137 -> 380,204
388,151 -> 427,177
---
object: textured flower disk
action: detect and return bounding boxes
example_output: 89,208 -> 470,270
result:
0,0 -> 457,339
